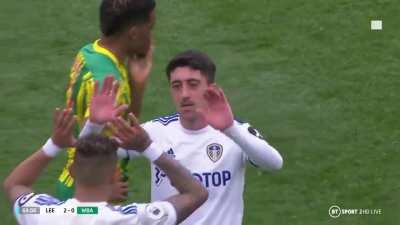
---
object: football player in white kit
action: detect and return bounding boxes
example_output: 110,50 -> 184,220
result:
131,50 -> 284,225
3,76 -> 208,225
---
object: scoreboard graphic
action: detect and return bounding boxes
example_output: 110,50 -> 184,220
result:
17,206 -> 98,215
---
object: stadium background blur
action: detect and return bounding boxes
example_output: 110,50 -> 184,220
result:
0,0 -> 399,224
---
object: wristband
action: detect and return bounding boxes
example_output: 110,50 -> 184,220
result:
127,150 -> 141,160
42,138 -> 62,157
142,142 -> 163,162
117,148 -> 141,160
79,120 -> 105,138
116,148 -> 129,160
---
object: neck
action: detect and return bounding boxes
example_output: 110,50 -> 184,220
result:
98,36 -> 127,63
180,114 -> 208,130
74,184 -> 110,202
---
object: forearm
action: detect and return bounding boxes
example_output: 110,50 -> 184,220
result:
141,142 -> 204,195
153,151 -> 207,223
224,123 -> 283,171
3,147 -> 53,200
154,154 -> 203,195
3,137 -> 64,203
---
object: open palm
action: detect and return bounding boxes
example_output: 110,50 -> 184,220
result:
90,76 -> 128,124
202,85 -> 234,131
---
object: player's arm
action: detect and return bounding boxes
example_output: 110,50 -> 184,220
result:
78,76 -> 140,163
127,45 -> 154,118
3,108 -> 76,203
154,153 -> 208,223
112,114 -> 209,224
202,84 -> 283,171
4,75 -> 124,203
79,76 -> 127,138
224,121 -> 283,170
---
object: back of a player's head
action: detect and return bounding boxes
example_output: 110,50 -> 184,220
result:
71,134 -> 118,186
100,0 -> 156,36
166,50 -> 216,83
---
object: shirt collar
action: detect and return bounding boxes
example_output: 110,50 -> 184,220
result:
93,39 -> 123,66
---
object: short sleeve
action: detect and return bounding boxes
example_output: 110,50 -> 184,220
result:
136,201 -> 177,225
141,121 -> 157,136
13,192 -> 36,223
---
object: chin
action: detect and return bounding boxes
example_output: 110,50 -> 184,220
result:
179,110 -> 197,121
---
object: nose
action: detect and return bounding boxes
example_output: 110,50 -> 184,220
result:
181,84 -> 190,98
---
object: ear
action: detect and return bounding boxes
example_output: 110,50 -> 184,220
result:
128,26 -> 138,40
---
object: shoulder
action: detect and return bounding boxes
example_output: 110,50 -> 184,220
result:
152,113 -> 180,126
15,193 -> 63,207
142,113 -> 179,142
80,44 -> 121,81
143,113 -> 179,129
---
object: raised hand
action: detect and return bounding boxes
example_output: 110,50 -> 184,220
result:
200,84 -> 234,131
128,43 -> 154,84
90,76 -> 128,124
111,113 -> 151,151
51,107 -> 76,148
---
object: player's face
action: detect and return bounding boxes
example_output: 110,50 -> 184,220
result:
128,10 -> 155,57
170,66 -> 209,120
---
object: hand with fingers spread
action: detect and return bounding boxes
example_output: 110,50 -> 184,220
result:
51,107 -> 77,148
90,75 -> 128,124
112,113 -> 151,152
201,84 -> 234,131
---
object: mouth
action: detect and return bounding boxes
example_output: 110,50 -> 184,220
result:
180,102 -> 195,109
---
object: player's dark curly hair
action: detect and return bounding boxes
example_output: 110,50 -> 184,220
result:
100,0 -> 156,36
166,50 -> 216,83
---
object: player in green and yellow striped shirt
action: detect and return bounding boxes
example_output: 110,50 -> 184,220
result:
57,0 -> 156,201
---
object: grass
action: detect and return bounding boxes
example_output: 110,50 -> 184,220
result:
1,0 -> 399,224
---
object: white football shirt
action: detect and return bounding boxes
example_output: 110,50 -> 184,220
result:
143,114 -> 254,225
13,192 -> 176,225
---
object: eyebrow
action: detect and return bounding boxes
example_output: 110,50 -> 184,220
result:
171,80 -> 181,85
171,78 -> 201,84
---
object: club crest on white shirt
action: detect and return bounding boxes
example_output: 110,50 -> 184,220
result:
207,143 -> 223,162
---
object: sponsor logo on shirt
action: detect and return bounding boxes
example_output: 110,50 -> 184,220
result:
155,146 -> 232,188
155,170 -> 232,188
193,170 -> 231,188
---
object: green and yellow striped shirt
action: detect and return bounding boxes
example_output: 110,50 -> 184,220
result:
58,40 -> 131,196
